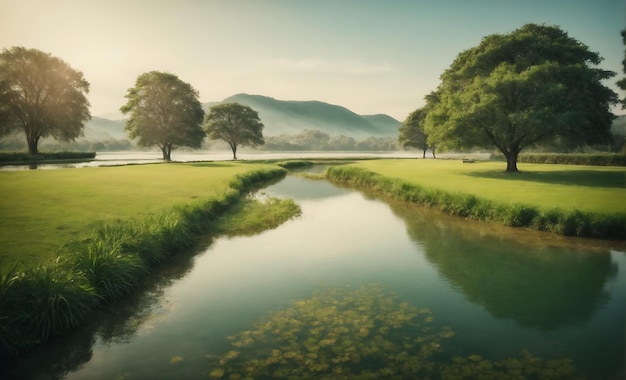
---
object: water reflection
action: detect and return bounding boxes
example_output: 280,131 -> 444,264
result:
388,202 -> 617,331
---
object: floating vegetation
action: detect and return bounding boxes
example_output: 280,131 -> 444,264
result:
213,195 -> 301,237
170,355 -> 183,364
207,284 -> 584,379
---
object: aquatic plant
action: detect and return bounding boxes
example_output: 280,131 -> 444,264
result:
214,195 -> 302,236
275,160 -> 314,169
207,284 -> 584,379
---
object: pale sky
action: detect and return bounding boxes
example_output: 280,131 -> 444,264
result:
1,0 -> 624,120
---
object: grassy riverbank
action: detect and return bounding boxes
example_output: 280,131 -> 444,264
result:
0,162 -> 282,267
327,160 -> 626,239
0,163 -> 301,356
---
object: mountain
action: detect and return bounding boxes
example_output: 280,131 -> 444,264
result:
205,94 -> 401,138
82,117 -> 127,140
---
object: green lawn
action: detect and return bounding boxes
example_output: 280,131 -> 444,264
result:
352,159 -> 626,213
0,162 -> 275,267
3,159 -> 624,268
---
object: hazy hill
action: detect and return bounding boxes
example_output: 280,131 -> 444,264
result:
204,94 -> 401,138
66,109 -> 626,142
83,117 -> 127,140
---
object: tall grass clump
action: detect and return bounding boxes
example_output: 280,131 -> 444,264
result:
326,165 -> 626,239
90,221 -> 166,268
228,167 -> 288,190
0,261 -> 95,355
65,239 -> 147,301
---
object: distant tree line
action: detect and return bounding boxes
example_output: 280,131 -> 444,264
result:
262,129 -> 398,151
0,132 -> 132,152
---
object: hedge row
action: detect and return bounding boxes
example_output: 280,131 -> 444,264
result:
0,152 -> 96,163
517,153 -> 626,166
326,166 -> 626,240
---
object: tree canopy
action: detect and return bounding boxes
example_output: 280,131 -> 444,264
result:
0,47 -> 91,155
618,29 -> 626,109
120,71 -> 204,161
424,24 -> 617,172
398,108 -> 433,158
204,102 -> 265,160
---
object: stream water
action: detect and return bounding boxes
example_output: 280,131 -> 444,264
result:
3,174 -> 625,379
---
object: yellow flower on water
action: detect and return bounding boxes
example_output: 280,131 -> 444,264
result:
283,351 -> 297,359
440,328 -> 455,338
219,351 -> 240,365
209,367 -> 225,378
170,355 -> 183,364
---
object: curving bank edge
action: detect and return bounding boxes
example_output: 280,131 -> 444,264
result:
326,165 -> 626,240
0,167 -> 291,358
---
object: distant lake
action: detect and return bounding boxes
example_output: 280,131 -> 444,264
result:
3,174 -> 624,379
0,150 -> 479,171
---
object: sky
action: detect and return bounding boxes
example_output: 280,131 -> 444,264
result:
0,0 -> 624,121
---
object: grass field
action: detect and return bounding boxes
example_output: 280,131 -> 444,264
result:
0,162 -> 277,267
2,159 -> 624,268
0,163 -> 298,355
351,159 -> 626,214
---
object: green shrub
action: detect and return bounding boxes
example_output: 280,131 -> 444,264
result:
501,204 -> 539,227
518,153 -> 626,166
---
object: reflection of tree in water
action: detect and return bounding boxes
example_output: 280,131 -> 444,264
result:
0,247 -> 201,380
389,202 -> 617,331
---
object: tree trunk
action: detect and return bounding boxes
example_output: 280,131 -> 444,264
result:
161,145 -> 172,161
231,144 -> 238,160
27,134 -> 39,155
422,149 -> 426,159
432,145 -> 436,159
505,150 -> 519,172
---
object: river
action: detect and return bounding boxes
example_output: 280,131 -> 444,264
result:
2,173 -> 625,379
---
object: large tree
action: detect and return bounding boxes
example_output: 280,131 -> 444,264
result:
424,24 -> 617,172
0,47 -> 91,155
398,107 -> 434,158
204,102 -> 264,160
120,71 -> 204,161
618,29 -> 626,108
